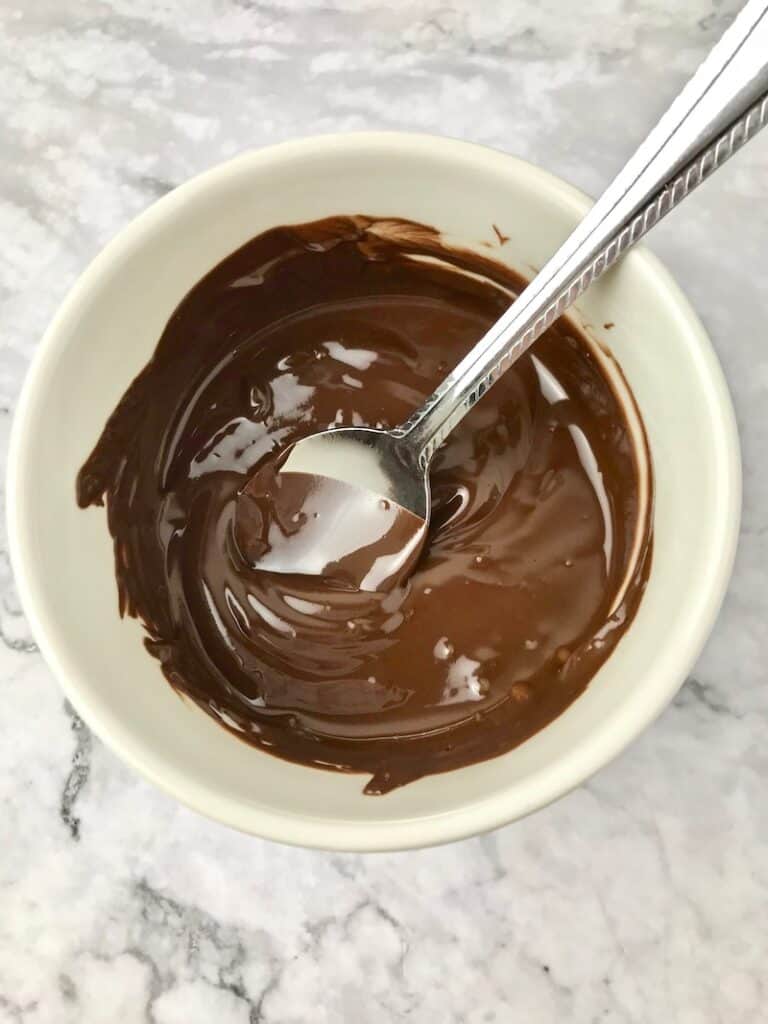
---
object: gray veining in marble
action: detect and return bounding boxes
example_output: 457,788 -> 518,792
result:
1,1 -> 766,1021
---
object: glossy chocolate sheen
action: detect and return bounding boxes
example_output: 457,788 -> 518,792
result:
77,215 -> 653,794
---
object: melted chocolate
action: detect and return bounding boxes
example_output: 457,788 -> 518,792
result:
77,215 -> 652,793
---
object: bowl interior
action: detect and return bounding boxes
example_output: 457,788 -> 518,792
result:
9,135 -> 739,850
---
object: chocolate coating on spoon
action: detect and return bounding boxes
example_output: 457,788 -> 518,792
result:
77,215 -> 653,794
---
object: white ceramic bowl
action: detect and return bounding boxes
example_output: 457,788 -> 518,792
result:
8,133 -> 740,851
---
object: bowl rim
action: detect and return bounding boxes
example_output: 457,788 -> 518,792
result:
7,131 -> 742,851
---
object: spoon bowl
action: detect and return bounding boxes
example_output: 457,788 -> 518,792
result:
235,428 -> 431,592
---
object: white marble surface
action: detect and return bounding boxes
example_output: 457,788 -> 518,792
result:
1,1 -> 767,1020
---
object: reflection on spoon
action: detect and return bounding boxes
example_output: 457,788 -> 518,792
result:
233,458 -> 428,593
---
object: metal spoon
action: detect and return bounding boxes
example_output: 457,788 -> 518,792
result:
265,0 -> 768,582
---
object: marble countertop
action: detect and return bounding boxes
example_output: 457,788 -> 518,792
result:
1,1 -> 766,1021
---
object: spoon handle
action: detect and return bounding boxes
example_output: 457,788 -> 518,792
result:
399,0 -> 768,467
